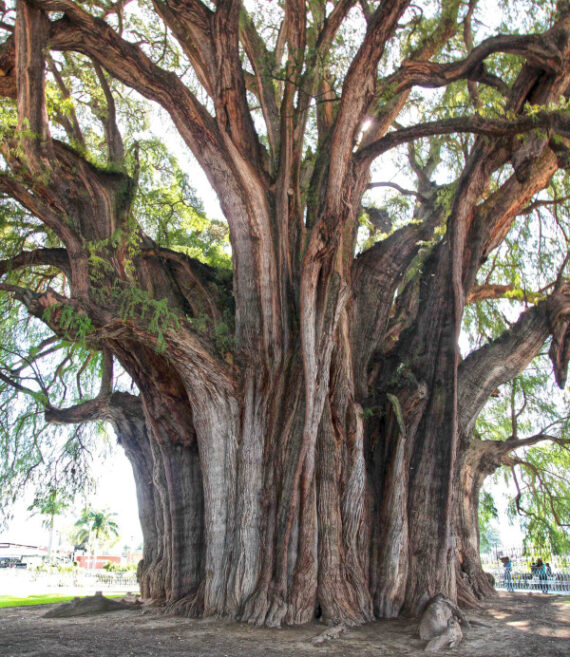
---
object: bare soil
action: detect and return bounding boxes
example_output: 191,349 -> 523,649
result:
0,591 -> 568,657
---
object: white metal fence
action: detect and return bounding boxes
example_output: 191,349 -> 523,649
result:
489,568 -> 570,594
30,569 -> 139,589
0,567 -> 139,595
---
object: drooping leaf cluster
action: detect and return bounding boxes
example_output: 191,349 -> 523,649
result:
475,356 -> 570,552
507,441 -> 570,555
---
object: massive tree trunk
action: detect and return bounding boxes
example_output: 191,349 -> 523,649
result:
2,0 -> 570,628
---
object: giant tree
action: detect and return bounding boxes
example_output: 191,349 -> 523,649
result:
1,0 -> 569,626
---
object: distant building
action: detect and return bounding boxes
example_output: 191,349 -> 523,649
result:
75,555 -> 121,569
0,542 -> 48,567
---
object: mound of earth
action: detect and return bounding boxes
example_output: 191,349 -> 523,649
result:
43,592 -> 132,618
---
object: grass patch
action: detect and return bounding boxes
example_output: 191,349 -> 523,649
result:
0,593 -> 123,608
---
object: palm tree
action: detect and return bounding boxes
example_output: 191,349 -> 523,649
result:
74,508 -> 120,569
28,488 -> 71,562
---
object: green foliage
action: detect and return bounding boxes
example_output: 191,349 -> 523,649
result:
0,14 -> 233,521
115,284 -> 181,352
133,137 -> 231,269
2,0 -> 570,574
102,561 -> 137,572
478,491 -> 500,553
0,296 -> 101,528
52,304 -> 94,348
507,442 -> 570,555
0,594 -> 88,608
476,359 -> 570,554
28,486 -> 72,529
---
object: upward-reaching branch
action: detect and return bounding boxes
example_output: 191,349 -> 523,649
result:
15,0 -> 50,165
325,0 -> 410,211
93,62 -> 124,167
42,0 -> 227,180
212,0 -> 266,171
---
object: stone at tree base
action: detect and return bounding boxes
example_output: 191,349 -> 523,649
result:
418,594 -> 469,651
43,591 -> 132,618
425,618 -> 463,653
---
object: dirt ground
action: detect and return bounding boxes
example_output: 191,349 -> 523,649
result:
0,591 -> 569,657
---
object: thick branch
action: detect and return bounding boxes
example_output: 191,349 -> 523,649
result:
93,61 -> 124,166
0,173 -> 82,251
458,282 -> 570,436
138,245 -> 228,323
357,111 -> 570,165
43,3 -> 226,178
0,247 -> 70,277
466,283 -> 514,304
45,389 -> 140,425
212,0 -> 266,170
325,0 -> 410,205
352,201 -> 444,384
41,3 -> 280,360
361,0 -> 463,151
16,0 -> 50,163
462,431 -> 570,500
239,13 -> 280,161
387,27 -> 570,96
150,0 -> 215,97
45,395 -> 107,424
47,54 -> 85,150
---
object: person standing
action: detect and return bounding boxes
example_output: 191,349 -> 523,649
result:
536,558 -> 548,593
502,556 -> 514,591
546,562 -> 553,577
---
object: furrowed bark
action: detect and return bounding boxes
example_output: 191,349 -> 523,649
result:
15,0 -> 50,163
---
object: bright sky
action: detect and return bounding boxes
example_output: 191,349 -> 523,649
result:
488,479 -> 525,550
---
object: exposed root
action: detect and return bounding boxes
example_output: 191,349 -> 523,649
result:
265,595 -> 288,627
311,623 -> 346,645
166,584 -> 204,618
456,565 -> 495,607
239,585 -> 271,626
119,592 -> 144,607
